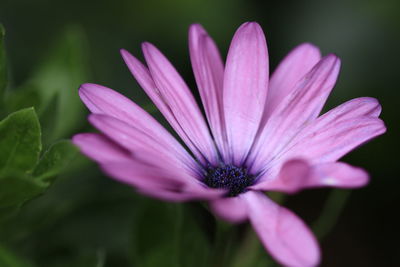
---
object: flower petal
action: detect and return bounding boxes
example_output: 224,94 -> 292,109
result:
121,49 -> 216,165
209,196 -> 248,223
140,43 -> 218,165
78,83 -> 195,169
253,159 -> 369,192
243,191 -> 320,267
138,186 -> 225,202
223,22 -> 269,165
88,114 -> 201,177
248,55 -> 341,173
281,117 -> 386,164
73,132 -> 221,201
252,97 -> 385,180
189,24 -> 228,160
291,97 -> 382,138
262,43 -> 321,124
101,161 -> 224,202
72,133 -> 131,163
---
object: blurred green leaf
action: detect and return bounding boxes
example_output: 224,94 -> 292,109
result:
6,25 -> 90,142
131,201 -> 215,267
33,140 -> 79,184
131,201 -> 180,267
0,172 -> 45,209
0,24 -> 6,102
30,25 -> 89,141
178,205 -> 212,267
0,108 -> 41,175
0,206 -> 20,223
0,244 -> 33,267
312,189 -> 351,239
5,86 -> 42,116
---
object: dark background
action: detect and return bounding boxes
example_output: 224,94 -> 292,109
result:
0,0 -> 399,266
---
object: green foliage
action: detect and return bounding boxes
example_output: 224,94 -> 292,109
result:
0,24 -> 6,102
0,244 -> 33,267
0,172 -> 45,209
0,108 -> 78,218
33,140 -> 79,184
0,108 -> 41,174
131,202 -> 214,267
5,25 -> 90,143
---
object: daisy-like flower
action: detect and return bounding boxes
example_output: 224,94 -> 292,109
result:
73,22 -> 386,266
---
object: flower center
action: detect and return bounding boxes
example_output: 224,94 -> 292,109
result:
204,165 -> 254,197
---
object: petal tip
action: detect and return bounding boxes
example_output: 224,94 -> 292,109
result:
237,21 -> 263,34
120,48 -> 129,58
189,23 -> 205,33
141,41 -> 155,52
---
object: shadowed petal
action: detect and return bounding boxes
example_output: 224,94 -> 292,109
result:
72,133 -> 131,163
78,83 -> 196,169
189,24 -> 228,160
249,55 -> 341,173
243,191 -> 320,267
253,159 -> 369,193
209,196 -> 248,223
73,132 -> 222,201
101,161 -> 225,202
223,22 -> 269,165
138,186 -> 225,202
141,43 -> 218,165
262,43 -> 321,124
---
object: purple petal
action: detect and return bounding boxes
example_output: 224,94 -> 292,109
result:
209,196 -> 248,223
253,97 -> 385,180
78,83 -> 196,169
262,43 -> 321,124
251,159 -> 310,193
189,24 -> 228,161
291,97 -> 382,138
88,114 -> 200,177
101,161 -> 225,202
253,159 -> 369,192
138,186 -> 225,202
121,49 -> 216,165
248,55 -> 341,173
223,22 -> 269,165
140,43 -> 218,165
72,133 -> 131,163
282,117 -> 386,164
243,191 -> 320,267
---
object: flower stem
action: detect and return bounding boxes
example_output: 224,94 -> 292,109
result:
312,189 -> 351,239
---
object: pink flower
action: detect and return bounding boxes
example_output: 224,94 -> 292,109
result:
73,22 -> 386,266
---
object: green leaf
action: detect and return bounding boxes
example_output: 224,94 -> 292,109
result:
4,85 -> 42,115
0,108 -> 41,175
0,24 -> 6,102
29,25 -> 90,141
5,25 -> 90,142
0,244 -> 33,267
0,172 -> 45,209
33,140 -> 79,184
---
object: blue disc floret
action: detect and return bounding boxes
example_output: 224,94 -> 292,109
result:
204,164 -> 255,197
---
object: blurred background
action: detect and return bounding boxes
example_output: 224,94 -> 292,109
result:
0,0 -> 399,266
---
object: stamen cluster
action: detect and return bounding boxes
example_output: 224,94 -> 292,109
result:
204,165 -> 254,197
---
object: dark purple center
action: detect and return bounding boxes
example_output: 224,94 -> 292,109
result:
204,165 -> 254,197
